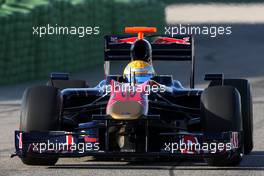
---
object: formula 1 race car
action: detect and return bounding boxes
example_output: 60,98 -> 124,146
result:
12,27 -> 253,166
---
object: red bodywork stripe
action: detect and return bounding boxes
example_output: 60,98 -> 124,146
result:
84,136 -> 98,143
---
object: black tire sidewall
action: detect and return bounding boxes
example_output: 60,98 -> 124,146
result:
20,86 -> 61,165
201,86 -> 243,166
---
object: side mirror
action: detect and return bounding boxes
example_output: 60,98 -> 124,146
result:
50,72 -> 69,87
204,73 -> 224,86
50,72 -> 69,80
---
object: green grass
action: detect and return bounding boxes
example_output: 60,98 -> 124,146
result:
0,0 -> 166,85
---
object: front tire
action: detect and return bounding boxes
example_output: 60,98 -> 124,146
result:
224,79 -> 253,154
201,86 -> 243,166
20,86 -> 61,165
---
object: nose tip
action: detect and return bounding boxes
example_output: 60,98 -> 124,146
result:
107,101 -> 144,120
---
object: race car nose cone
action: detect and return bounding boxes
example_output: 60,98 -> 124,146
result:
107,101 -> 145,120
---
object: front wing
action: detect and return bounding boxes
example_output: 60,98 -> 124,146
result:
13,130 -> 242,158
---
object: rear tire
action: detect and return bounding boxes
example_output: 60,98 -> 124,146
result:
201,86 -> 243,166
20,86 -> 61,165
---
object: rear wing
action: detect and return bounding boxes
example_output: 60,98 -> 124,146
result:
104,35 -> 195,88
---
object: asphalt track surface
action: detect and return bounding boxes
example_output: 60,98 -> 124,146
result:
1,11 -> 264,176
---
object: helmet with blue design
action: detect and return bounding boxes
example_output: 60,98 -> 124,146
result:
123,60 -> 155,84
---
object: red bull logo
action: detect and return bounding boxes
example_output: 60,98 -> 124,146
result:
153,37 -> 190,45
180,135 -> 199,154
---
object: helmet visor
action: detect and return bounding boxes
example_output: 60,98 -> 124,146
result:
127,73 -> 154,84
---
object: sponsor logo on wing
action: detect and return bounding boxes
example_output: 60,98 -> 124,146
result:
153,37 -> 190,45
17,132 -> 23,149
110,37 -> 137,44
84,136 -> 98,143
181,135 -> 199,154
231,132 -> 239,149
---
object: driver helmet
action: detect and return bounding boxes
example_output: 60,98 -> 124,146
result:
123,60 -> 155,84
131,39 -> 152,63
